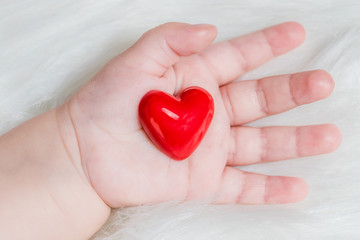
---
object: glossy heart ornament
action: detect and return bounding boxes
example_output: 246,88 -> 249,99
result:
138,87 -> 214,160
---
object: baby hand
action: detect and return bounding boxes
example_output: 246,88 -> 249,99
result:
58,22 -> 341,207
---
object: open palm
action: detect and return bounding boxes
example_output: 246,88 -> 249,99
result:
66,22 -> 341,207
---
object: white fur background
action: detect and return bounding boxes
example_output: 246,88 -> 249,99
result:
1,0 -> 359,239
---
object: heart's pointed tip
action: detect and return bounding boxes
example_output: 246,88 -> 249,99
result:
168,149 -> 194,161
171,155 -> 189,161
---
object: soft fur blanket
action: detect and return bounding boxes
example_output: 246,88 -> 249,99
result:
1,0 -> 359,239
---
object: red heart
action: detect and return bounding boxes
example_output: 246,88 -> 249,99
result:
138,87 -> 214,160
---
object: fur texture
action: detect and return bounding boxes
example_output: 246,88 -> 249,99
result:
1,0 -> 359,239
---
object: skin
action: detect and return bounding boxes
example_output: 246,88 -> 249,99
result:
0,22 -> 342,239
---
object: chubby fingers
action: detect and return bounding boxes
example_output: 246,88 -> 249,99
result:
118,22 -> 217,76
214,122 -> 342,204
220,70 -> 335,125
198,21 -> 306,86
214,167 -> 308,204
227,124 -> 342,166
